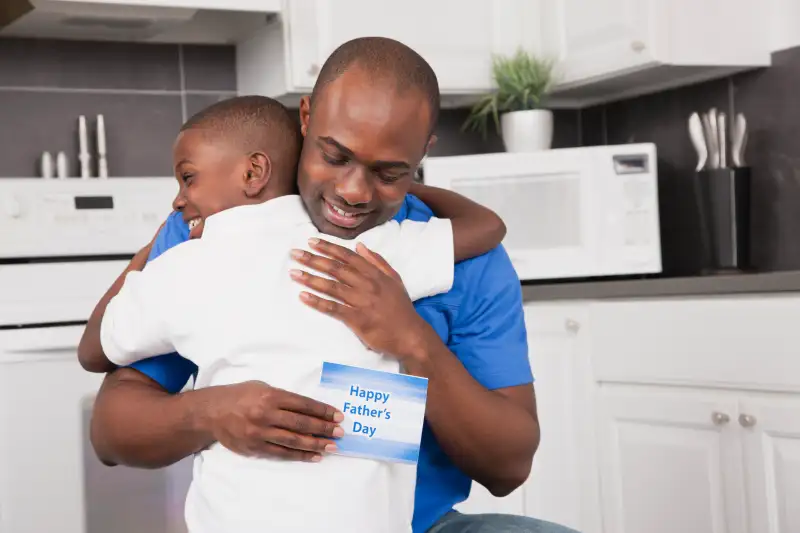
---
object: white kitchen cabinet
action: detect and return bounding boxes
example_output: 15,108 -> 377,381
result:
237,0 -> 542,106
739,394 -> 800,533
456,301 -> 602,533
595,385 -> 748,533
521,302 -> 602,533
542,0 -> 771,106
588,294 -> 800,533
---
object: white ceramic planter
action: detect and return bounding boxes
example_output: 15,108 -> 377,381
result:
501,109 -> 554,153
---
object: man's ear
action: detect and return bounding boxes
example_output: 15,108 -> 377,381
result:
244,151 -> 271,198
299,96 -> 311,137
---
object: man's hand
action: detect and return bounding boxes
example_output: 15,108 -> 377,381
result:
203,380 -> 345,461
289,238 -> 433,364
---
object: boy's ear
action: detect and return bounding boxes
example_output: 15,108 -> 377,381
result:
425,134 -> 437,154
244,151 -> 271,198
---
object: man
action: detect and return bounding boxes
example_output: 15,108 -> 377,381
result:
87,37 -> 578,533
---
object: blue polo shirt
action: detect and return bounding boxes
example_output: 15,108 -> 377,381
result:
129,195 -> 533,533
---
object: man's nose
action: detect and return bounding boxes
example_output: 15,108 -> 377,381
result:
334,167 -> 372,206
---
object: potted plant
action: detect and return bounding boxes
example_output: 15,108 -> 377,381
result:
464,49 -> 557,153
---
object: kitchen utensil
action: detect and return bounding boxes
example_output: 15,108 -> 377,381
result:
97,114 -> 108,179
708,108 -> 719,168
731,113 -> 748,167
688,113 -> 708,171
56,151 -> 68,179
40,152 -> 53,179
717,112 -> 727,169
701,112 -> 718,169
78,115 -> 91,179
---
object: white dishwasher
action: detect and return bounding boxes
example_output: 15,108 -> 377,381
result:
0,178 -> 193,533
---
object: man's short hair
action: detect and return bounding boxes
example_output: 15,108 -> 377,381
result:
181,95 -> 301,189
311,37 -> 440,134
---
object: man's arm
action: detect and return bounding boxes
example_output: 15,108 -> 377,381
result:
408,182 -> 506,261
91,367 -> 215,468
291,241 -> 537,496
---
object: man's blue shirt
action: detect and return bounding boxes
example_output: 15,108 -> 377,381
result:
128,196 -> 533,533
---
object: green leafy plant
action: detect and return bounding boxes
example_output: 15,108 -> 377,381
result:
463,49 -> 556,138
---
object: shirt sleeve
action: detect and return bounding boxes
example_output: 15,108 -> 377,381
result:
128,212 -> 199,392
149,211 -> 189,261
365,217 -> 454,301
101,254 -> 180,367
449,245 -> 533,390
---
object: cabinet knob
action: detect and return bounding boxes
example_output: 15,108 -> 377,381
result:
307,63 -> 320,76
631,40 -> 645,53
711,412 -> 730,425
738,414 -> 757,428
565,319 -> 580,333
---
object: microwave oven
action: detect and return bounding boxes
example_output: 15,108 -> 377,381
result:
422,143 -> 662,281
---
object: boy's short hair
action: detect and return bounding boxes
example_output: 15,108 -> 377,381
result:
181,95 -> 302,192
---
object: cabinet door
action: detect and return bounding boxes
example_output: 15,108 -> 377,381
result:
522,303 -> 603,533
285,0 -> 541,93
596,386 -> 747,533
740,395 -> 800,533
546,0 -> 655,85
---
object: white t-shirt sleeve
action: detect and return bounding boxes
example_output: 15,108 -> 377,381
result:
100,257 -> 179,366
360,217 -> 454,301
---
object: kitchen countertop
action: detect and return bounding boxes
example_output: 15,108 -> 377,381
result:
521,271 -> 800,301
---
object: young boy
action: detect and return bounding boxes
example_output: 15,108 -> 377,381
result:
80,96 -> 506,533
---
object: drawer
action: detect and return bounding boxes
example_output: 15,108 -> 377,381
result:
589,294 -> 800,392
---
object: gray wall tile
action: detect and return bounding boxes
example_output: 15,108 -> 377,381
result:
185,93 -> 237,120
430,109 -> 504,157
430,108 -> 580,157
0,91 -> 182,177
182,44 -> 237,92
580,106 -> 605,146
0,38 -> 181,91
732,48 -> 800,270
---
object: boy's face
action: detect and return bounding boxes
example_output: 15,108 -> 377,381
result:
297,67 -> 436,240
171,128 -> 248,239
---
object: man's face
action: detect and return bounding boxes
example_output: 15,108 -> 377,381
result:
171,129 -> 248,239
297,68 -> 436,239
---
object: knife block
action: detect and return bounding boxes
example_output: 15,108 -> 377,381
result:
695,167 -> 751,273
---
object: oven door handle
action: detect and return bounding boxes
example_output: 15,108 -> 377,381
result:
0,325 -> 83,362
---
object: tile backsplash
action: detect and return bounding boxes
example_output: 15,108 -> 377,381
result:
0,39 -> 236,178
7,37 -> 798,273
0,37 -> 579,180
575,46 -> 800,274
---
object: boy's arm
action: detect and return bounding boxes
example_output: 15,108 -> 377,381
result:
99,260 -> 179,369
78,242 -> 154,373
78,242 -> 182,373
409,182 -> 506,261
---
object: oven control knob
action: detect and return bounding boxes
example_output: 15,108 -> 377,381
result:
1,195 -> 22,219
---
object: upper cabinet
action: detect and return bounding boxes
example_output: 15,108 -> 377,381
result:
543,0 -> 771,106
237,0 -> 542,106
0,0 -> 281,43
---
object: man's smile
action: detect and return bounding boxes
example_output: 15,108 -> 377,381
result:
322,198 -> 372,229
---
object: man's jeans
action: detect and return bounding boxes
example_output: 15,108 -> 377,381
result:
427,512 -> 581,533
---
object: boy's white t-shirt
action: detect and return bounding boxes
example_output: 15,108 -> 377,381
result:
100,195 -> 454,533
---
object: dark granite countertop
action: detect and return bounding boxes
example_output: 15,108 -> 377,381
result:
521,271 -> 800,301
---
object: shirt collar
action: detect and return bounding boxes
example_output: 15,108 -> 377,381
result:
393,195 -> 411,222
201,195 -> 310,239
